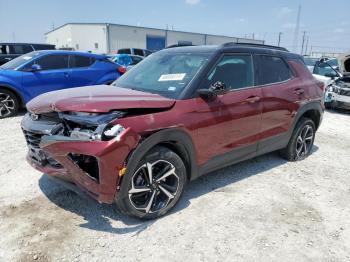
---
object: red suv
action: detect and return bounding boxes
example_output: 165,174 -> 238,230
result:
22,43 -> 324,219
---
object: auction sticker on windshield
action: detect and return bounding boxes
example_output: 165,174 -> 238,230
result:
158,73 -> 186,81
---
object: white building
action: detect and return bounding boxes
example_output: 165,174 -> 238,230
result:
45,23 -> 264,54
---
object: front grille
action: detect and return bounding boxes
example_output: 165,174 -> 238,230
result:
23,129 -> 62,168
339,89 -> 350,96
23,130 -> 42,149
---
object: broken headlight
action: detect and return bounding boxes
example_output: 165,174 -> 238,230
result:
59,111 -> 127,141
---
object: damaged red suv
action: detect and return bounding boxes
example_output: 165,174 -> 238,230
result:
22,43 -> 324,219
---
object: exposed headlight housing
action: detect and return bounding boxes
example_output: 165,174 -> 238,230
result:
58,111 -> 127,141
104,124 -> 125,139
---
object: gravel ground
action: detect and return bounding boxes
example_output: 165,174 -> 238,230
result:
0,110 -> 350,262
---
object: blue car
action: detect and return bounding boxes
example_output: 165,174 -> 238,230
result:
111,54 -> 143,67
0,50 -> 124,118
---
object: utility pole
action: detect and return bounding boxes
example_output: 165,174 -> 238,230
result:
278,32 -> 283,47
292,4 -> 301,52
301,31 -> 306,55
304,36 -> 309,55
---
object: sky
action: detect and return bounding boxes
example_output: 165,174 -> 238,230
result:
0,0 -> 349,54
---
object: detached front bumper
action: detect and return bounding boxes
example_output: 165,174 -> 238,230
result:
21,113 -> 139,203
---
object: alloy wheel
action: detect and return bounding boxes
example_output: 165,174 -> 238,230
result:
295,124 -> 314,159
0,92 -> 15,118
128,160 -> 179,214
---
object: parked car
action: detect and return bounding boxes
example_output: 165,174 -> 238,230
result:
0,50 -> 124,118
111,54 -> 143,69
303,56 -> 318,73
21,43 -> 324,219
313,53 -> 350,109
0,43 -> 55,66
117,48 -> 152,57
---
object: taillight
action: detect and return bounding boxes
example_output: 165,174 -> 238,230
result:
118,66 -> 126,75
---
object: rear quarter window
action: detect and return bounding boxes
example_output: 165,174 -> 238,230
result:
69,55 -> 95,68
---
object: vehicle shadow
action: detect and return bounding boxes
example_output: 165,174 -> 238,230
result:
325,108 -> 350,116
39,146 -> 319,235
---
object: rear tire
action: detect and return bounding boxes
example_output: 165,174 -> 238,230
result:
116,146 -> 187,219
280,117 -> 316,161
0,88 -> 19,119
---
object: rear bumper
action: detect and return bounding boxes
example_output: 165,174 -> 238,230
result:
22,114 -> 140,203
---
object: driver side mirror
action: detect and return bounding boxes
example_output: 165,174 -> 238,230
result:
197,81 -> 229,99
29,64 -> 42,72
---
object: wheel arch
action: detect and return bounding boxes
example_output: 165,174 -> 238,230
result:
293,101 -> 323,131
123,128 -> 199,184
0,84 -> 25,108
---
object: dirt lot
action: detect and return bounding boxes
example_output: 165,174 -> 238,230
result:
0,110 -> 350,262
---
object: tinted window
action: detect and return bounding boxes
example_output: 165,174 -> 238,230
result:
134,49 -> 144,56
207,54 -> 254,90
258,55 -> 292,85
34,54 -> 69,70
118,49 -> 131,54
70,55 -> 95,68
130,56 -> 143,65
259,55 -> 291,85
9,45 -> 32,54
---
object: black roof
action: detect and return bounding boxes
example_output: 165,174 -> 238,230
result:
160,43 -> 301,59
0,42 -> 55,46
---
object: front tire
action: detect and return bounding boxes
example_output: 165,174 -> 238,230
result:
116,146 -> 187,219
280,117 -> 316,161
0,88 -> 19,118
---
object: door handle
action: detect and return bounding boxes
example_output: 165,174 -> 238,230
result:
293,88 -> 304,95
64,72 -> 69,78
245,96 -> 260,104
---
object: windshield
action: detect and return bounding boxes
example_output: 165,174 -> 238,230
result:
0,51 -> 40,70
327,58 -> 338,67
113,51 -> 211,98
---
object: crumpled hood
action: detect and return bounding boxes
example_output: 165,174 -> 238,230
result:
26,85 -> 176,114
339,53 -> 350,76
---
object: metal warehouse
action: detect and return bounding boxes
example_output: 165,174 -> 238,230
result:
45,23 -> 264,54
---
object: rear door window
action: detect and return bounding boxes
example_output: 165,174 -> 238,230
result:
258,55 -> 292,85
10,45 -> 33,54
134,49 -> 144,56
69,55 -> 95,68
34,54 -> 69,70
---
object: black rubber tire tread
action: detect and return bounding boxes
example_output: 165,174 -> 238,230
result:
280,117 -> 315,161
116,146 -> 187,219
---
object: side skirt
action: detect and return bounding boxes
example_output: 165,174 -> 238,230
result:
197,132 -> 291,178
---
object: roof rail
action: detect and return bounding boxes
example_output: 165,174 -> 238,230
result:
221,42 -> 289,52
